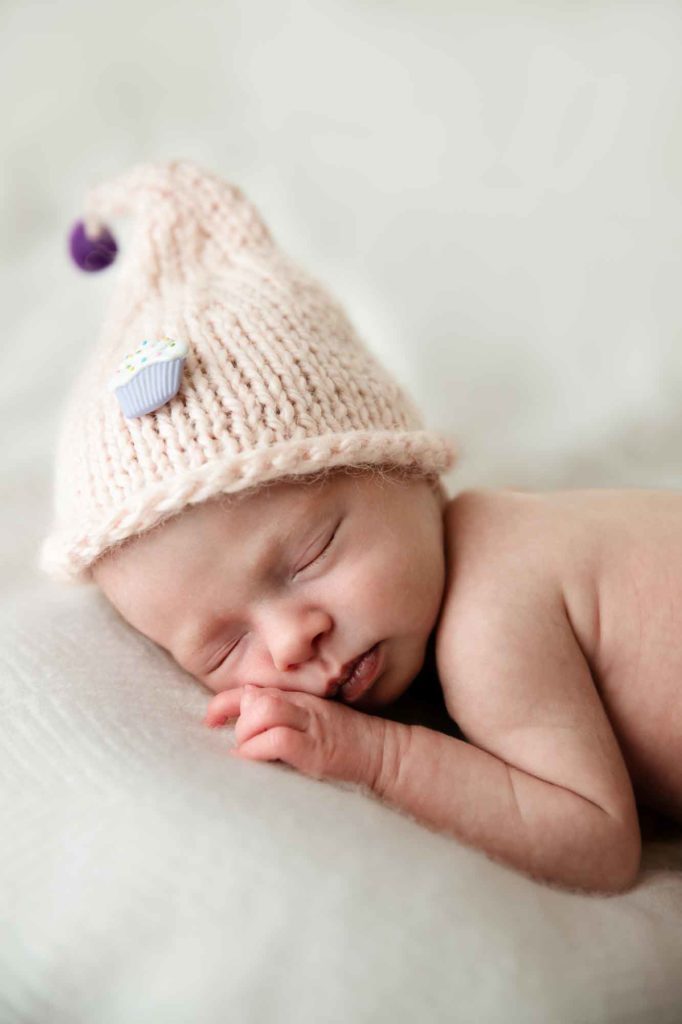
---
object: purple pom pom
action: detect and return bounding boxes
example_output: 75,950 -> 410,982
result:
68,219 -> 117,272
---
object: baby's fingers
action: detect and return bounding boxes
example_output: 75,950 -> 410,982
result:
234,692 -> 309,746
203,687 -> 245,727
231,726 -> 311,767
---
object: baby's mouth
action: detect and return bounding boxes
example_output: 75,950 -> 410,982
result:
338,651 -> 366,685
336,643 -> 382,703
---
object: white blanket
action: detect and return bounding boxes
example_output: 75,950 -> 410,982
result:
3,0 -> 682,1019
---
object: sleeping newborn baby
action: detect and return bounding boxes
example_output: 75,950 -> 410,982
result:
91,465 -> 681,896
40,159 -> 676,901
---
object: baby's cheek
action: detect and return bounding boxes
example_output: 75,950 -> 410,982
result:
357,558 -> 420,627
336,556 -> 391,610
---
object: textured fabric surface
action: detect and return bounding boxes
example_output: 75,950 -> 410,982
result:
3,586 -> 682,1024
5,0 -> 682,1021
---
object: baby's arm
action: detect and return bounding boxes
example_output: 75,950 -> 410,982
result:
374,514 -> 641,894
375,709 -> 639,895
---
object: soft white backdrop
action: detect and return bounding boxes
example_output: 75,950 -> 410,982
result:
3,2 -> 682,1022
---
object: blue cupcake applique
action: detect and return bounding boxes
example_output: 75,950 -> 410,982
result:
108,337 -> 189,418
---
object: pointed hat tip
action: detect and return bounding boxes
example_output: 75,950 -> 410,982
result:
68,219 -> 118,272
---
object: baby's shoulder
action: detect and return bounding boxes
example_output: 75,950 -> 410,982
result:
441,486 -> 574,582
435,486 -> 598,674
439,485 -> 682,615
434,488 -> 598,729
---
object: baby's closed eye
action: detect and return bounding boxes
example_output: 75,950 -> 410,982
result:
294,521 -> 341,577
205,637 -> 243,674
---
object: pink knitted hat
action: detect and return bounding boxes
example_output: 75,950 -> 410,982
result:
39,159 -> 457,585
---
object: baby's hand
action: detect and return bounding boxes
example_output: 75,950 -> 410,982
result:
203,684 -> 388,788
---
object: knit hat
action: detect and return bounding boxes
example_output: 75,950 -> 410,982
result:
39,159 -> 457,585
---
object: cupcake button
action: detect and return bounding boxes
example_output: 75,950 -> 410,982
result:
108,337 -> 190,418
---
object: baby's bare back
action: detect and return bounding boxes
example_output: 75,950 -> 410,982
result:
441,487 -> 682,820
552,488 -> 682,818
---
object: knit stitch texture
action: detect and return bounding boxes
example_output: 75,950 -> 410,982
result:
39,160 -> 457,584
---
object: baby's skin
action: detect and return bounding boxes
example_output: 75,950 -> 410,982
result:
91,468 -> 682,894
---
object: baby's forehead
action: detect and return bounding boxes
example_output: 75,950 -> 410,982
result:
206,465 -> 391,521
172,469 -> 357,548
204,472 -> 342,526
95,466 -> 423,585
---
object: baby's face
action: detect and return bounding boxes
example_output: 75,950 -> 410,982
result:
92,469 -> 447,710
